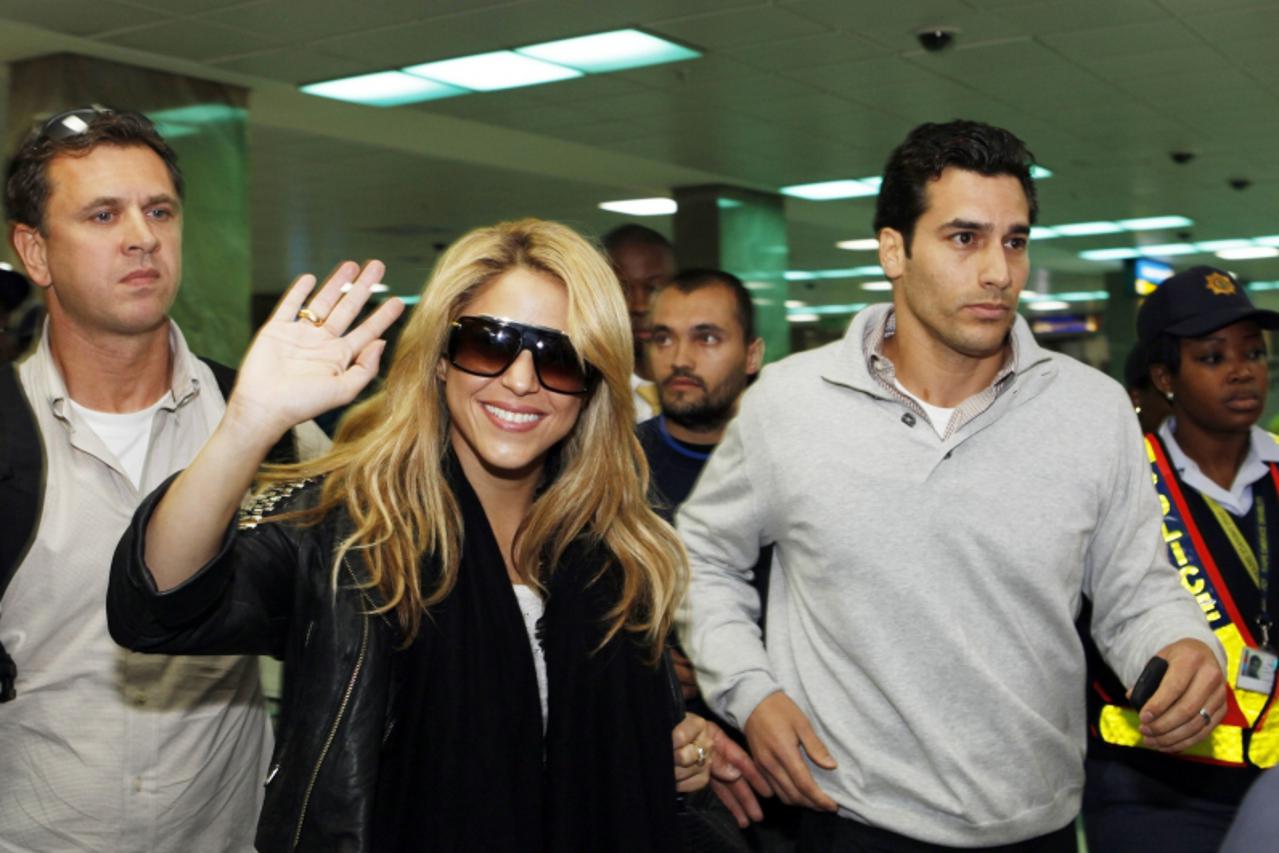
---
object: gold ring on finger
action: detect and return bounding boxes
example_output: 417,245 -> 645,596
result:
297,307 -> 326,326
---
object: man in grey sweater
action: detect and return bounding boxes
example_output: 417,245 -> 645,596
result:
676,120 -> 1226,850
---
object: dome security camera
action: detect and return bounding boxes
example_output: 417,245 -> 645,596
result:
917,29 -> 956,52
1170,151 -> 1195,165
1229,178 -> 1252,191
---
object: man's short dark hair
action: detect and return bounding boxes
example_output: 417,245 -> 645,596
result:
873,120 -> 1038,254
5,107 -> 184,232
657,268 -> 755,341
601,223 -> 674,257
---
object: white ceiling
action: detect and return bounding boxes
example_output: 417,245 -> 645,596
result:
1,0 -> 1277,309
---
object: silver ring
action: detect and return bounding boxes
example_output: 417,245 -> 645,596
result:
694,743 -> 707,767
1198,708 -> 1212,726
297,307 -> 326,326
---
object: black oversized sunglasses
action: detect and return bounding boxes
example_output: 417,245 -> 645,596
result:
447,315 -> 599,396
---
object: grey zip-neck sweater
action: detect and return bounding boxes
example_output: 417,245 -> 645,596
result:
677,304 -> 1222,846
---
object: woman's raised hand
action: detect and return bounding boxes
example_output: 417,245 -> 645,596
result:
227,260 -> 405,444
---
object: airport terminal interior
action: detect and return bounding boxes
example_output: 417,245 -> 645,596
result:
1,0 -> 1276,410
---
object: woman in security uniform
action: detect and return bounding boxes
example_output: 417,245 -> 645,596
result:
1082,266 -> 1279,852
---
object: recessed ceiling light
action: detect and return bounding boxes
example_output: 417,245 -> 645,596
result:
301,71 -> 466,106
405,51 -> 582,92
1253,235 -> 1279,247
1026,299 -> 1070,312
516,29 -> 699,73
1054,221 -> 1124,237
860,280 -> 892,291
781,179 -> 878,200
1079,248 -> 1141,261
787,312 -> 820,323
598,197 -> 677,216
1030,227 -> 1059,240
836,238 -> 879,251
1218,246 -> 1279,260
784,299 -> 807,308
1030,165 -> 1053,179
1118,215 -> 1193,231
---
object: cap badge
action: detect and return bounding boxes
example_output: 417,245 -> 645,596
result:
1205,272 -> 1237,296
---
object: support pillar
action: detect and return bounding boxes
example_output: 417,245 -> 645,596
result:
673,184 -> 789,363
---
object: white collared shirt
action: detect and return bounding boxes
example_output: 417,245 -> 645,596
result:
1158,418 -> 1279,515
0,322 -> 270,853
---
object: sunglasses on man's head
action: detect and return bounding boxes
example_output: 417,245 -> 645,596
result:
447,315 -> 599,396
36,105 -> 120,143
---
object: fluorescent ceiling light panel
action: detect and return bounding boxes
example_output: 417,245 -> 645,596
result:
405,51 -> 581,91
860,280 -> 892,292
517,29 -> 699,73
785,299 -> 807,308
787,313 -> 820,323
301,71 -> 465,106
598,197 -> 677,216
1118,215 -> 1193,231
1195,239 -> 1253,252
836,238 -> 879,251
1253,235 -> 1279,247
1026,299 -> 1070,312
781,179 -> 878,200
1218,246 -> 1279,260
1030,165 -> 1053,179
1029,227 -> 1059,240
1079,248 -> 1141,261
1141,243 -> 1199,256
784,271 -> 816,281
1054,221 -> 1124,236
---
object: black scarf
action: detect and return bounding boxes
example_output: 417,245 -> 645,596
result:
372,459 -> 678,851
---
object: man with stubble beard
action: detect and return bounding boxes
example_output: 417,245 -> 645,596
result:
676,120 -> 1227,851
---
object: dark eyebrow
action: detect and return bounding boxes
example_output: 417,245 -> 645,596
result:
938,219 -> 1031,236
692,323 -> 726,334
75,193 -> 180,216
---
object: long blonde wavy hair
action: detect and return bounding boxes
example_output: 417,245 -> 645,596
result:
261,218 -> 687,659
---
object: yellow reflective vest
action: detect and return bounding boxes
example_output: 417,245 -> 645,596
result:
1093,436 -> 1279,768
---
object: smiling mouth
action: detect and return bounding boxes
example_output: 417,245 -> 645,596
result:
483,403 -> 543,425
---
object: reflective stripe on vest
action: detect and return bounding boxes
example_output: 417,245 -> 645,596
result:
1095,436 -> 1279,768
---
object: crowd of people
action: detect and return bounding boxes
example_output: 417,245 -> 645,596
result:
0,105 -> 1275,853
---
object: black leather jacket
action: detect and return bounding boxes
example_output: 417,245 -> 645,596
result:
109,476 -> 396,852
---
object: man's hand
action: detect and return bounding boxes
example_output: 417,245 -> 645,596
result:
704,719 -> 773,827
1134,638 -> 1227,753
672,712 -> 714,793
670,648 -> 700,700
743,691 -> 838,812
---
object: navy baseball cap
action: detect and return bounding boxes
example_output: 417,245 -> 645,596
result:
1136,265 -> 1279,344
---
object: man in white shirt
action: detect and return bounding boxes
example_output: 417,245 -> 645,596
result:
0,106 -> 292,852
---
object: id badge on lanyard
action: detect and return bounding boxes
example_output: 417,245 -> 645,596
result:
1209,491 -> 1279,695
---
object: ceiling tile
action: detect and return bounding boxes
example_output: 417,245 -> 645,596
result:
121,0 -> 254,13
971,0 -> 1169,33
783,0 -> 1029,49
198,0 -> 468,44
649,6 -> 825,49
0,0 -> 165,37
1043,19 -> 1203,60
95,17 -> 278,59
1180,5 -> 1279,44
723,32 -> 890,72
212,48 -> 374,84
